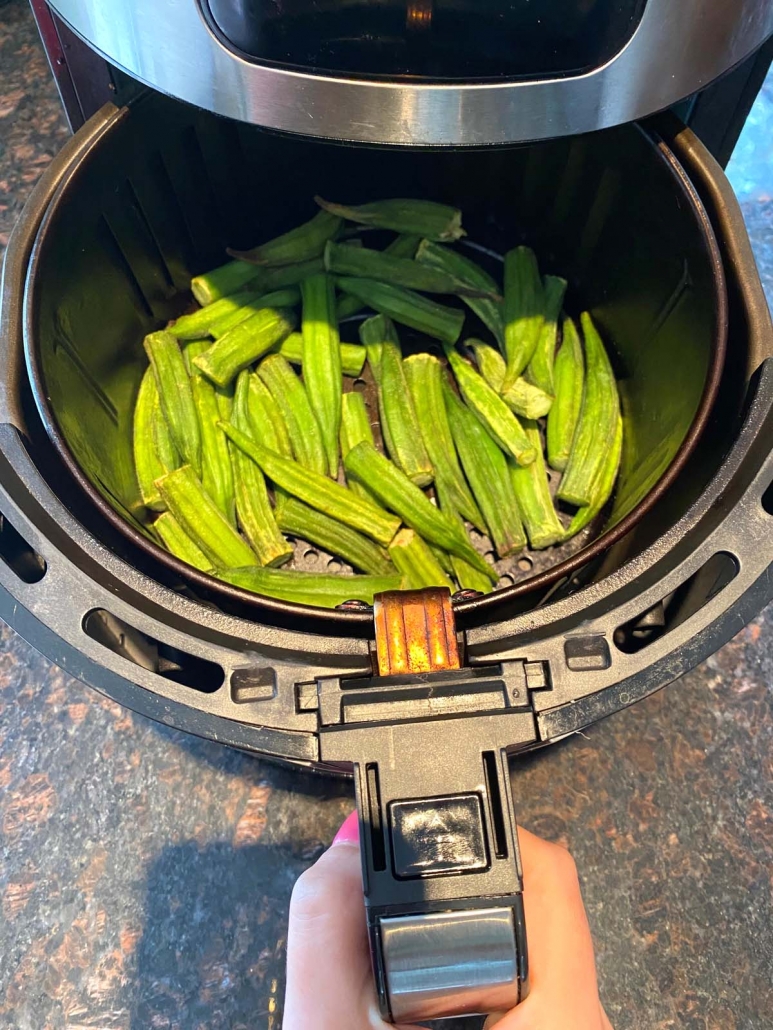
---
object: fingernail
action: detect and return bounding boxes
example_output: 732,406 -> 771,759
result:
331,810 -> 359,846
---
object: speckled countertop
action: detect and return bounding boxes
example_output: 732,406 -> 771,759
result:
1,3 -> 773,1028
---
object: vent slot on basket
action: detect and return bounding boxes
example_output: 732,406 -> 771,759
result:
613,552 -> 739,655
0,515 -> 47,584
83,609 -> 224,693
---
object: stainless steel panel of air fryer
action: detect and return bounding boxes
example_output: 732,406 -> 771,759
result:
43,0 -> 773,143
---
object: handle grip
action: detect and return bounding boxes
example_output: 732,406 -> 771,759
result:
318,589 -> 535,1023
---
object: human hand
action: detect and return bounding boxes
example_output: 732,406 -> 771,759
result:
283,810 -> 613,1030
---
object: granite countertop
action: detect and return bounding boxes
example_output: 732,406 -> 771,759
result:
1,3 -> 773,1028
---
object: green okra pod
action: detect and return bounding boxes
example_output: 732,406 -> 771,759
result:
337,278 -> 464,344
387,528 -> 454,592
416,240 -> 505,348
257,354 -> 327,475
509,421 -> 565,549
443,382 -> 527,558
450,554 -> 494,595
144,331 -> 201,475
217,566 -> 402,608
275,332 -> 366,377
503,246 -> 544,391
154,511 -> 212,571
208,289 -> 301,339
472,340 -> 553,418
301,273 -> 342,476
276,496 -> 395,577
243,372 -> 293,457
343,441 -> 497,582
526,275 -> 567,396
133,367 -> 179,511
170,288 -> 262,340
155,465 -> 257,568
229,374 -> 293,567
324,241 -> 496,298
546,316 -> 585,472
191,260 -> 260,307
364,316 -> 433,487
404,352 -> 485,531
193,306 -> 296,388
337,234 -> 419,321
564,413 -> 623,540
558,313 -> 620,508
315,197 -> 465,242
228,210 -> 343,267
340,391 -> 380,504
191,362 -> 236,524
220,423 -> 401,546
444,343 -> 536,466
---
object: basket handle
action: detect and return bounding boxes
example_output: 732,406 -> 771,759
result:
318,588 -> 532,1023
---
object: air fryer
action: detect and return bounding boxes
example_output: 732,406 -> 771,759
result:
2,0 -> 772,1023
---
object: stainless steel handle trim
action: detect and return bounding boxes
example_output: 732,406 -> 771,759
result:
381,907 -> 521,1023
47,0 -> 773,145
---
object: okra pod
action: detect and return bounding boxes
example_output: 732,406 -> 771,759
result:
276,496 -> 394,577
472,341 -> 554,419
315,197 -> 465,242
558,313 -> 620,508
191,260 -> 260,306
144,331 -> 201,475
191,364 -> 236,524
343,441 -> 497,582
230,374 -> 293,567
340,391 -> 380,505
228,210 -> 342,267
526,275 -> 567,396
133,367 -> 179,511
257,354 -> 327,475
337,278 -> 464,344
368,316 -> 434,486
416,240 -> 505,348
243,371 -> 293,457
324,241 -> 495,298
443,382 -> 527,558
444,344 -> 536,466
509,421 -> 565,549
337,234 -> 419,321
217,566 -> 401,608
154,511 -> 212,572
301,273 -> 342,476
193,306 -> 296,388
564,413 -> 623,540
170,287 -> 265,341
276,332 -> 366,377
220,423 -> 401,546
546,316 -> 584,472
359,315 -> 385,384
450,554 -> 494,595
208,289 -> 301,339
503,247 -> 544,391
404,353 -> 485,531
155,465 -> 257,568
388,528 -> 454,591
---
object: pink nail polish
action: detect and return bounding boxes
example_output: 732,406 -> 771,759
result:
331,810 -> 360,846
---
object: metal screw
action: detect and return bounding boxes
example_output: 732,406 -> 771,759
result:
336,599 -> 373,611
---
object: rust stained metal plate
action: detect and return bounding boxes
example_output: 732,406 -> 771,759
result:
374,588 -> 461,676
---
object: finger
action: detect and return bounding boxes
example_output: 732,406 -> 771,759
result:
489,827 -> 606,1030
283,812 -> 422,1030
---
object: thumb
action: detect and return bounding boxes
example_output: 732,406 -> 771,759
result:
283,812 -> 422,1030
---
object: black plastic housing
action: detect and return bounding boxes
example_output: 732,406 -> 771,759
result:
0,94 -> 769,770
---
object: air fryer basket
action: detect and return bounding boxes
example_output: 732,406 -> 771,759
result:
0,88 -> 767,753
22,91 -> 726,629
1,88 -> 773,1024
